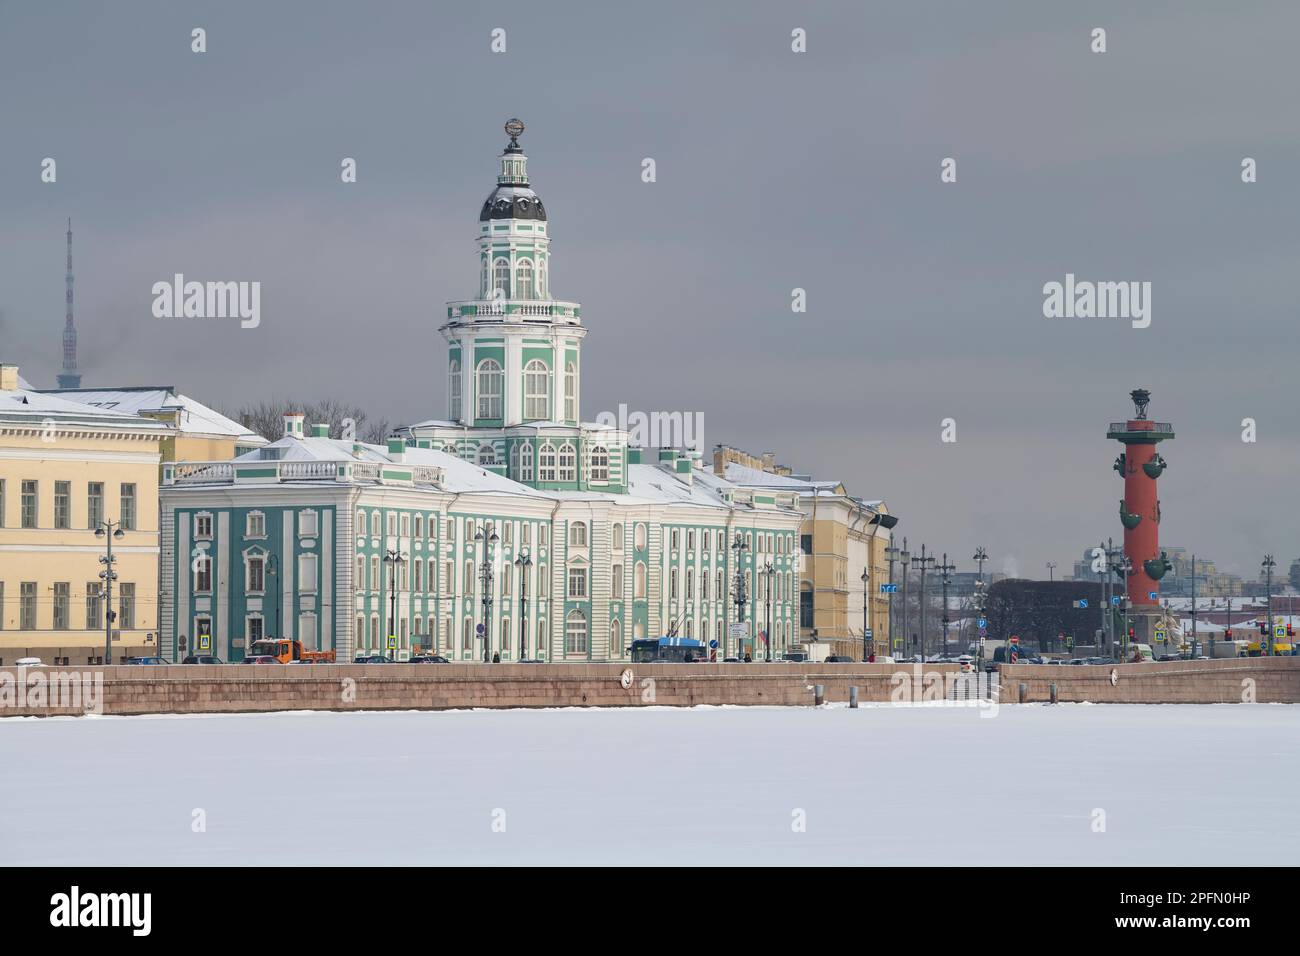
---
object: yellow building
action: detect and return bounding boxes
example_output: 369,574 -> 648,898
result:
714,446 -> 897,658
40,385 -> 267,469
1,365 -> 170,664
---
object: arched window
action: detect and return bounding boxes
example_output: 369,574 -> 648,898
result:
589,445 -> 609,482
462,618 -> 473,651
519,442 -> 534,481
634,561 -> 647,599
564,362 -> 576,421
492,258 -> 510,300
449,360 -> 461,419
481,257 -> 489,297
538,442 -> 558,481
510,444 -> 520,477
478,444 -> 497,466
524,360 -> 549,420
557,442 -> 577,482
538,260 -> 547,298
610,619 -> 622,658
515,258 -> 534,299
565,609 -> 589,655
635,523 -> 647,550
476,359 -> 503,420
569,521 -> 587,547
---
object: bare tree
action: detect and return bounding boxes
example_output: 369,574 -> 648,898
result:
226,398 -> 391,444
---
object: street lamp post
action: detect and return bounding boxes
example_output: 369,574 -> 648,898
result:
515,550 -> 532,661
94,520 -> 125,665
1263,554 -> 1276,655
938,554 -> 956,657
266,553 -> 280,641
762,561 -> 776,662
1046,561 -> 1057,582
885,537 -> 901,653
912,544 -> 935,661
972,546 -> 988,667
860,566 -> 870,661
475,528 -> 500,662
384,549 -> 406,659
731,533 -> 749,659
898,538 -> 911,659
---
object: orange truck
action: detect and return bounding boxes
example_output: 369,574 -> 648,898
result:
247,639 -> 336,663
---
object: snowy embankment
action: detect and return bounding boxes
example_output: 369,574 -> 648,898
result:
1,704 -> 1295,865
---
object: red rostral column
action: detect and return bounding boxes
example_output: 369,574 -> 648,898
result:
1107,389 -> 1175,607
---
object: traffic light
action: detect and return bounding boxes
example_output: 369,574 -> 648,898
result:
1128,627 -> 1135,640
1288,624 -> 1294,637
1260,622 -> 1268,636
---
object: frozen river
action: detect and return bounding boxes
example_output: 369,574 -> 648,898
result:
1,703 -> 1296,865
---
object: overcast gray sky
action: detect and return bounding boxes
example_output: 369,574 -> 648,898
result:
2,1 -> 1298,580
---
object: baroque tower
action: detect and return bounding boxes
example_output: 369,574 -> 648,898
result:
405,119 -> 628,491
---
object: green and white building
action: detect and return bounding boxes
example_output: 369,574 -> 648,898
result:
159,123 -> 803,662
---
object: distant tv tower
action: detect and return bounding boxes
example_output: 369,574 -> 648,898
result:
57,218 -> 81,388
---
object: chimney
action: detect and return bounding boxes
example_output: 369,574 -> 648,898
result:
0,365 -> 20,391
386,437 -> 406,462
713,445 -> 726,478
282,412 -> 305,439
310,423 -> 330,438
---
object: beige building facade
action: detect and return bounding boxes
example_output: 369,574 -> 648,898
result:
1,365 -> 169,663
715,445 -> 897,658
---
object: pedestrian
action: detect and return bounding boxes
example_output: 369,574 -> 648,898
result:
492,651 -> 501,663
868,652 -> 876,663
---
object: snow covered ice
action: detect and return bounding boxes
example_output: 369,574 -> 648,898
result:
1,704 -> 1296,865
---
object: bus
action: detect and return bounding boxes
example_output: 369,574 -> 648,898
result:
630,637 -> 709,663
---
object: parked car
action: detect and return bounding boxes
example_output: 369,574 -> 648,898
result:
354,654 -> 395,664
125,657 -> 167,665
781,652 -> 807,662
242,655 -> 281,664
181,655 -> 223,665
409,655 -> 450,664
825,655 -> 856,662
14,656 -> 44,667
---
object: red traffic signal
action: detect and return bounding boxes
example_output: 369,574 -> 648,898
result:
1225,628 -> 1233,639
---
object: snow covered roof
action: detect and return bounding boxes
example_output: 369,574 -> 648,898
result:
41,386 -> 265,444
1,383 -> 171,432
234,436 -> 543,497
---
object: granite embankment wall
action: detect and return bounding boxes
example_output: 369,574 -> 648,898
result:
2,659 -> 1296,717
999,657 -> 1300,703
0,662 -> 954,717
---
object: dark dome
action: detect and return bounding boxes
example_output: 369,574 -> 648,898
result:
479,185 -> 547,222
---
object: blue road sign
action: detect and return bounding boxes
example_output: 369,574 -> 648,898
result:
475,623 -> 485,635
1148,591 -> 1158,600
977,617 -> 987,629
1078,598 -> 1089,609
879,583 -> 899,593
1111,596 -> 1122,607
709,640 -> 718,649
